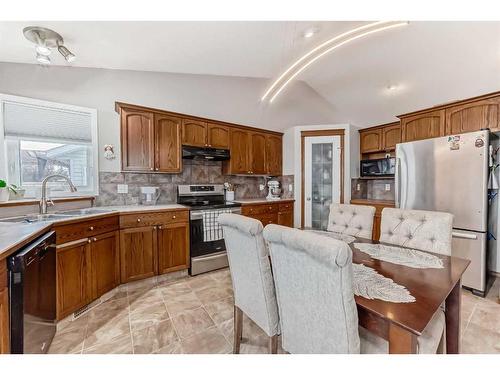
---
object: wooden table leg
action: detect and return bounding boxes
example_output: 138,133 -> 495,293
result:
389,323 -> 417,354
445,279 -> 462,354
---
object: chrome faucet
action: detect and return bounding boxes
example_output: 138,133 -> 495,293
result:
39,174 -> 78,214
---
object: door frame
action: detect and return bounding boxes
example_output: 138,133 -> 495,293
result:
300,129 -> 345,228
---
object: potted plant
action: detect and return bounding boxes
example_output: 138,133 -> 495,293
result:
8,184 -> 26,200
0,180 -> 8,202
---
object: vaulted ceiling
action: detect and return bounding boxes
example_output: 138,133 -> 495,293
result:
1,21 -> 499,127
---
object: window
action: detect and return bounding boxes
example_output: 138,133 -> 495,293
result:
0,94 -> 98,198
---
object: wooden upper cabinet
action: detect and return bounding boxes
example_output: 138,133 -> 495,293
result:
90,231 -> 120,300
119,226 -> 157,284
56,239 -> 92,320
155,114 -> 182,172
401,110 -> 445,142
157,222 -> 190,275
382,123 -> 401,151
249,132 -> 267,174
265,135 -> 282,175
445,97 -> 500,135
207,123 -> 230,149
182,119 -> 207,147
360,128 -> 382,153
227,128 -> 250,174
120,108 -> 155,171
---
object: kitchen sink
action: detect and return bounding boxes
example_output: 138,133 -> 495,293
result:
56,208 -> 115,216
0,214 -> 78,223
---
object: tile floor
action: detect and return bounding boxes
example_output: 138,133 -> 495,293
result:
48,269 -> 500,354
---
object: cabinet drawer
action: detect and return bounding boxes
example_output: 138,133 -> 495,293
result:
278,202 -> 293,212
120,210 -> 189,229
241,203 -> 278,216
0,260 -> 6,290
55,215 -> 119,245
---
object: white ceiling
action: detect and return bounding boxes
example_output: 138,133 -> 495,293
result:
1,21 -> 500,127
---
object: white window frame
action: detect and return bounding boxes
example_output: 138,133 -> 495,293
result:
0,94 -> 99,197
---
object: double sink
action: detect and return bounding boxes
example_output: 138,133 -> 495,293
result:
0,208 -> 115,223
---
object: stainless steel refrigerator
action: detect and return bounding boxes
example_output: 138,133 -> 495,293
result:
395,129 -> 495,296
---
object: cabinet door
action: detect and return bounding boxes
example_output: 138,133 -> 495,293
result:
157,222 -> 190,275
445,97 -> 500,135
249,132 -> 267,174
182,119 -> 207,147
228,129 -> 250,174
90,231 -> 120,300
120,108 -> 155,172
278,211 -> 294,227
207,123 -> 230,149
155,114 -> 182,172
119,227 -> 157,283
360,129 -> 382,153
265,135 -> 282,175
0,287 -> 8,354
382,123 -> 401,151
56,239 -> 92,320
401,110 -> 445,142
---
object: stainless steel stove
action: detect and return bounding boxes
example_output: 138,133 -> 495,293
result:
177,184 -> 241,275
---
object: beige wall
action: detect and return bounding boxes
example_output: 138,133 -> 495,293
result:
0,62 -> 336,173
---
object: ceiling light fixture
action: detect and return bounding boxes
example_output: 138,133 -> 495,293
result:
262,21 -> 409,103
23,26 -> 76,65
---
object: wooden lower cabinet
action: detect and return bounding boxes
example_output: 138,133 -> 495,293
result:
119,226 -> 157,283
90,231 -> 120,299
0,288 -> 8,354
241,201 -> 294,228
56,239 -> 92,320
157,223 -> 190,275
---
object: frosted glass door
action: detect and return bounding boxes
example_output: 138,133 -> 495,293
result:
304,136 -> 341,229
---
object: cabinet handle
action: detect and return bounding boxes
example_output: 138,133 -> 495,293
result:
172,215 -> 176,219
153,226 -> 157,230
158,225 -> 163,230
155,168 -> 159,171
137,218 -> 141,223
150,168 -> 153,171
89,226 -> 94,231
87,239 -> 91,243
208,144 -> 212,147
93,238 -> 97,242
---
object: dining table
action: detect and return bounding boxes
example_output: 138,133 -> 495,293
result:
310,232 -> 471,354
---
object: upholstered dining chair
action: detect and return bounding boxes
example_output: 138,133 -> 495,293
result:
379,208 -> 453,256
218,213 -> 280,354
327,203 -> 376,239
263,224 -> 446,354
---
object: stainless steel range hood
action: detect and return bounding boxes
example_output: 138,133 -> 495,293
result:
182,145 -> 230,161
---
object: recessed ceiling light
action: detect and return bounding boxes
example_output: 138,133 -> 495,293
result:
387,84 -> 398,91
303,27 -> 319,39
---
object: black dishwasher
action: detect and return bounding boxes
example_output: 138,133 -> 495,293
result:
8,231 -> 56,354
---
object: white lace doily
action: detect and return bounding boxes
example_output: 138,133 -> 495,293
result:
352,264 -> 415,303
305,230 -> 355,244
354,243 -> 444,269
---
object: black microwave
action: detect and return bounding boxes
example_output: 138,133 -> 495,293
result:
360,158 -> 395,177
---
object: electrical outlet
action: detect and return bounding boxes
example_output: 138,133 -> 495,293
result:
385,184 -> 391,191
259,184 -> 265,191
288,184 -> 293,192
117,184 -> 128,194
356,184 -> 361,191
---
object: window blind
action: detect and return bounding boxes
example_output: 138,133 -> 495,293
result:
3,101 -> 92,142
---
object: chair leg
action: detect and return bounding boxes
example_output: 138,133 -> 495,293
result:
269,335 -> 278,354
233,305 -> 243,354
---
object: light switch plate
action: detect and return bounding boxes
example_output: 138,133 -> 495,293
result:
117,184 -> 128,194
385,184 -> 391,191
288,184 -> 293,192
259,184 -> 265,191
356,184 -> 361,191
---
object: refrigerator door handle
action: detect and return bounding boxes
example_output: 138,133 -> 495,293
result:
395,157 -> 401,208
452,231 -> 478,240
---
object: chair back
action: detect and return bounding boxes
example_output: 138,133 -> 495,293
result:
263,224 -> 360,354
379,208 -> 453,255
327,203 -> 376,239
218,213 -> 279,336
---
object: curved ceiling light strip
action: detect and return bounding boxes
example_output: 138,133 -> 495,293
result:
263,21 -> 409,103
261,21 -> 389,101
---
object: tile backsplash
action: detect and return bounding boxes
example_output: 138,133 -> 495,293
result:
351,178 -> 395,201
96,159 -> 294,206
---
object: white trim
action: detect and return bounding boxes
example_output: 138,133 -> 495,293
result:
0,93 -> 99,196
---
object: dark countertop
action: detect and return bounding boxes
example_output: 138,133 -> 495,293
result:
0,222 -> 52,261
233,198 -> 295,205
